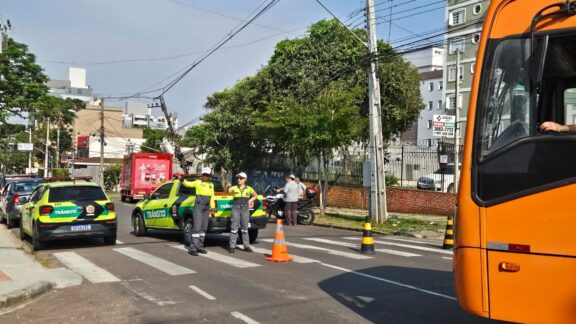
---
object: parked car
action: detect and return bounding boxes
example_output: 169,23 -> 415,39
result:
417,165 -> 457,193
0,174 -> 36,193
0,178 -> 44,228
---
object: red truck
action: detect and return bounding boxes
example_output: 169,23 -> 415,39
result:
120,153 -> 173,202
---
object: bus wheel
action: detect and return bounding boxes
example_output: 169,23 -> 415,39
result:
447,183 -> 455,193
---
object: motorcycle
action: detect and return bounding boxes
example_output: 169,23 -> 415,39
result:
264,186 -> 316,225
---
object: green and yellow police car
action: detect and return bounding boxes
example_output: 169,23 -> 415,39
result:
131,176 -> 267,245
19,177 -> 117,251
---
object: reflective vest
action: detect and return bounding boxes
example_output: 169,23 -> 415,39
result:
182,179 -> 215,208
229,185 -> 255,207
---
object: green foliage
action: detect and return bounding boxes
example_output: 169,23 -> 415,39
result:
0,37 -> 48,123
141,128 -> 166,153
385,174 -> 399,187
184,19 -> 422,172
104,164 -> 122,191
0,128 -> 30,173
52,168 -> 70,177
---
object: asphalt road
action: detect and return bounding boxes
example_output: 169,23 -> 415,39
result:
2,202 -> 500,324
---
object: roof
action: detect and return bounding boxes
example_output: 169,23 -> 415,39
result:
420,70 -> 443,80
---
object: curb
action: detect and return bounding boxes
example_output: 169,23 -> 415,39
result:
311,222 -> 418,238
0,281 -> 54,311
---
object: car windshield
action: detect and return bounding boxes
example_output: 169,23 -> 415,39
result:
48,186 -> 107,202
13,180 -> 43,193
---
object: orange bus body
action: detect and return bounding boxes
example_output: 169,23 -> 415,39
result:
456,0 -> 576,323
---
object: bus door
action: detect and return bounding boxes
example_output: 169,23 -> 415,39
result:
472,1 -> 576,322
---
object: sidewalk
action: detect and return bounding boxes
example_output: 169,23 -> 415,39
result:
0,227 -> 81,313
314,206 -> 448,223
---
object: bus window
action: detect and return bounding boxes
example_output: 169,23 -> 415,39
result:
564,88 -> 576,124
477,38 -> 530,157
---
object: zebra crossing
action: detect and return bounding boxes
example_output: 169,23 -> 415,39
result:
51,235 -> 451,286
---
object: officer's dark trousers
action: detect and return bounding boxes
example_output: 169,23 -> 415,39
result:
229,205 -> 250,249
190,203 -> 210,251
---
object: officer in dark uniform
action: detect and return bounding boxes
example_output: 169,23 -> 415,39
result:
227,172 -> 257,253
182,167 -> 215,256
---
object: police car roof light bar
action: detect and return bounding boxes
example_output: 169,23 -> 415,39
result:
43,176 -> 93,182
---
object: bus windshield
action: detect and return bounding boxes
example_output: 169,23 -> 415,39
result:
475,33 -> 576,202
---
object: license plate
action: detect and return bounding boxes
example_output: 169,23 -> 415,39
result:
71,224 -> 91,231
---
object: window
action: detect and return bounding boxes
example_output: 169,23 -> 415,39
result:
427,120 -> 432,129
447,95 -> 462,110
438,81 -> 443,90
472,33 -> 481,45
48,186 -> 107,202
152,183 -> 173,200
428,101 -> 434,110
179,183 -> 196,196
429,82 -> 434,91
564,89 -> 576,124
438,100 -> 443,110
449,37 -> 465,54
29,186 -> 46,202
473,3 -> 482,15
448,66 -> 464,82
449,9 -> 466,26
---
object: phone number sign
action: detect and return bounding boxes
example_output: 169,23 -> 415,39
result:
433,114 -> 455,137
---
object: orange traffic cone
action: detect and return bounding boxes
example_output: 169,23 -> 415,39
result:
265,219 -> 293,262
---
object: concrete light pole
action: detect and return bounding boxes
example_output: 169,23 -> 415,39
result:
366,0 -> 388,223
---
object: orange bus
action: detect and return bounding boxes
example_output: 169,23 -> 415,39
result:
455,0 -> 576,322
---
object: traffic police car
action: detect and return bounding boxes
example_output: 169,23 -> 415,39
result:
131,175 -> 267,245
19,177 -> 117,250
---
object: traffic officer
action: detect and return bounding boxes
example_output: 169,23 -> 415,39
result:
227,172 -> 257,253
181,167 -> 215,256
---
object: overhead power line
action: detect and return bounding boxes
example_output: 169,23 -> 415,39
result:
156,0 -> 281,97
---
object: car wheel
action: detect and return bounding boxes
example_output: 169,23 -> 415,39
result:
298,209 -> 315,225
32,222 -> 43,251
19,219 -> 26,241
6,214 -> 13,229
183,218 -> 193,247
248,229 -> 258,244
103,234 -> 117,245
133,212 -> 147,237
447,183 -> 455,193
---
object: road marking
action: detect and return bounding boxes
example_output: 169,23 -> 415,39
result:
377,236 -> 443,247
262,239 -> 373,260
114,247 -> 195,275
249,246 -> 319,264
442,257 -> 452,260
189,285 -> 216,300
343,237 -> 453,255
171,245 -> 260,268
53,252 -> 121,283
231,311 -> 260,324
304,238 -> 421,257
320,262 -> 456,301
121,281 -> 177,306
115,240 -> 124,245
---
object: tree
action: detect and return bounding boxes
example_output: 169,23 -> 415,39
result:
104,164 -> 122,191
141,128 -> 166,153
185,19 -> 422,204
0,37 -> 49,123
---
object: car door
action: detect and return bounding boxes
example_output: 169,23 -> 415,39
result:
141,182 -> 173,228
21,186 -> 45,235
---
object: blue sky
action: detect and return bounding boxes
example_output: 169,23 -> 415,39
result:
0,0 -> 445,126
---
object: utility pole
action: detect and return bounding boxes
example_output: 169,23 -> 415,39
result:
366,0 -> 388,223
453,49 -> 461,193
27,125 -> 32,172
150,96 -> 189,174
99,98 -> 105,187
44,118 -> 50,177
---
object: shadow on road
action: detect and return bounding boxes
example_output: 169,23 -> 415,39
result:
318,266 -> 505,324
